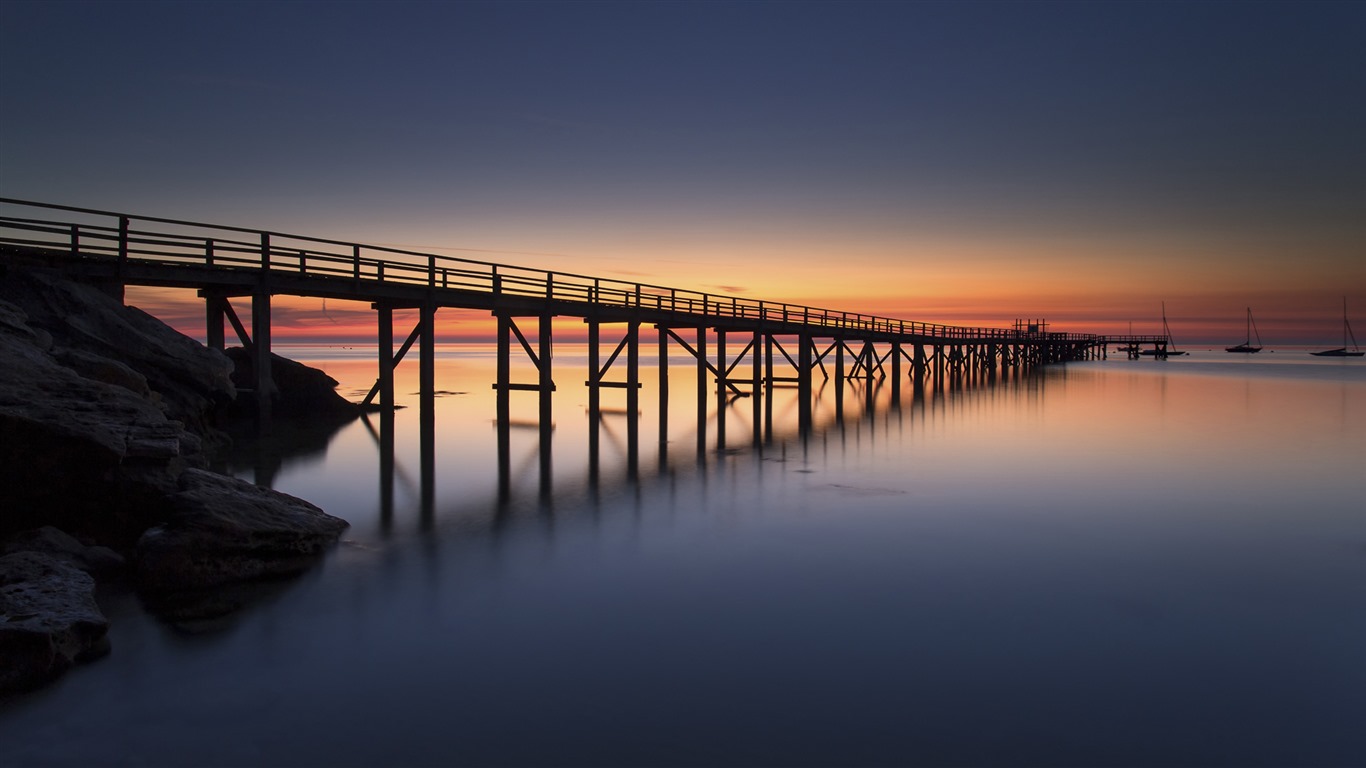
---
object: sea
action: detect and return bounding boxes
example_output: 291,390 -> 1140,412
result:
2,343 -> 1363,767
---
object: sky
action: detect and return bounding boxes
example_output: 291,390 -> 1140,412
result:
2,0 -> 1364,344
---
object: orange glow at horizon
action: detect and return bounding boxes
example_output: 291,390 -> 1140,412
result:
122,221 -> 1365,348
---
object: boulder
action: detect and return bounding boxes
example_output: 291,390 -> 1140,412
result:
0,299 -> 192,542
223,347 -> 362,422
135,468 -> 348,596
2,527 -> 126,578
0,551 -> 110,694
0,267 -> 236,443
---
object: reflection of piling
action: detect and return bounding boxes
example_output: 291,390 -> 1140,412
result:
419,302 -> 435,528
379,409 -> 395,535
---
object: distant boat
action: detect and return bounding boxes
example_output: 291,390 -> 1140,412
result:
1140,302 -> 1187,357
1310,298 -> 1363,357
1226,307 -> 1263,353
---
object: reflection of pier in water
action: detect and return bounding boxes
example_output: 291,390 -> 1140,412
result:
360,355 -> 1045,535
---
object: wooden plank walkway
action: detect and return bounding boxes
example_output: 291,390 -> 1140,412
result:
0,197 -> 1170,440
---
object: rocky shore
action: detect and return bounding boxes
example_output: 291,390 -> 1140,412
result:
0,265 -> 359,694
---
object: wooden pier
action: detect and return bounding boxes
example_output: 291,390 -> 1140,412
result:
0,198 -> 1168,451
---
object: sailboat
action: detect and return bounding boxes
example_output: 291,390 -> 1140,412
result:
1310,298 -> 1363,357
1226,307 -> 1263,353
1140,302 -> 1187,356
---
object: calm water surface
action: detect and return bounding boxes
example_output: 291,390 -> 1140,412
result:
3,346 -> 1363,767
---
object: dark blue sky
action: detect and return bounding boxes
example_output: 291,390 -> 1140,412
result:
3,0 -> 1363,335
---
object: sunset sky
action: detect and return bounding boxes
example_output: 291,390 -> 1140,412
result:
3,0 -> 1363,344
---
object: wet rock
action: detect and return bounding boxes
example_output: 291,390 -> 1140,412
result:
135,468 -> 348,600
2,527 -> 126,579
0,552 -> 110,694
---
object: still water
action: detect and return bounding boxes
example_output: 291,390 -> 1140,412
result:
3,345 -> 1364,767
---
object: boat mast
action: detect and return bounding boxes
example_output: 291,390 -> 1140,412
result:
1246,307 -> 1262,347
1347,297 -> 1360,352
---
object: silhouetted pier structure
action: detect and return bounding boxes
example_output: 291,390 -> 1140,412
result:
1,199 -> 1167,454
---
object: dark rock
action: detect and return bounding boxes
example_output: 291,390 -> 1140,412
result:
2,527 -> 126,579
0,263 -> 356,673
0,267 -> 236,444
52,347 -> 150,397
135,468 -> 348,598
0,551 -> 110,694
223,347 -> 361,422
0,299 -> 190,543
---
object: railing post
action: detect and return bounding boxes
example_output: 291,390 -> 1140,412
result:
299,249 -> 307,274
206,239 -> 214,267
353,245 -> 361,280
546,272 -> 554,300
260,232 -> 270,272
428,253 -> 436,286
69,225 -> 79,257
493,266 -> 501,296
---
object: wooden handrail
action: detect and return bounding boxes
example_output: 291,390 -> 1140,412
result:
0,197 -> 1103,344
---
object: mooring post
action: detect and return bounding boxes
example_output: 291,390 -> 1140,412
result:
764,334 -> 774,389
716,329 -> 727,400
697,326 -> 708,460
864,342 -> 876,412
834,341 -> 846,420
658,326 -> 669,463
891,341 -> 902,405
798,331 -> 813,435
627,320 -> 640,480
835,337 -> 845,387
539,314 -> 553,497
587,317 -> 601,423
251,286 -> 272,426
377,303 -> 394,409
496,313 -> 511,428
535,311 -> 551,431
204,293 -> 225,351
751,330 -> 762,447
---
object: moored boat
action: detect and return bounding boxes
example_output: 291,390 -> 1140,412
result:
1226,307 -> 1263,353
1310,298 -> 1363,357
1140,302 -> 1187,357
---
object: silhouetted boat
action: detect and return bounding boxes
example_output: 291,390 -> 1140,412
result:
1140,302 -> 1187,356
1226,307 -> 1263,353
1310,298 -> 1363,357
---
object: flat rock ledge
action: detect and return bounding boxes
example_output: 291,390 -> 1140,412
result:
135,469 -> 348,620
0,551 -> 110,694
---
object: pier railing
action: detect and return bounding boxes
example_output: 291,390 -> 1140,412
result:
0,198 -> 1097,344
